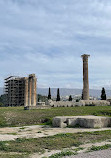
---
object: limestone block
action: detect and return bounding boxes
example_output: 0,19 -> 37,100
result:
78,117 -> 101,128
81,100 -> 110,106
78,116 -> 111,128
67,118 -> 78,126
75,101 -> 85,106
52,116 -> 67,128
52,116 -> 111,128
100,117 -> 111,127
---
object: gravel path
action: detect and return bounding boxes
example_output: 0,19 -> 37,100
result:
64,148 -> 111,158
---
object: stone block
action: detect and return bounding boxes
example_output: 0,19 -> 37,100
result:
52,116 -> 111,128
67,117 -> 78,126
52,116 -> 68,128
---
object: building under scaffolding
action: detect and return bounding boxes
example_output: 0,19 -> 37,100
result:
4,74 -> 37,106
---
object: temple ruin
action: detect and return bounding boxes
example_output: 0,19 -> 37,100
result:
4,74 -> 37,106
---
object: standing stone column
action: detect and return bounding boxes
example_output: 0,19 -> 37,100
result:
31,75 -> 37,106
28,76 -> 32,106
24,78 -> 28,106
34,77 -> 37,105
81,54 -> 90,100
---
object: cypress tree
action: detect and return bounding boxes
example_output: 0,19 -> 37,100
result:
101,87 -> 106,100
38,97 -> 40,102
56,88 -> 60,101
69,95 -> 72,101
48,87 -> 51,100
81,90 -> 83,100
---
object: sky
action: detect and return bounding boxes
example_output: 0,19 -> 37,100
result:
0,0 -> 111,89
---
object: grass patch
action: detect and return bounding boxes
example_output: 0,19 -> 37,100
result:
7,133 -> 17,135
88,144 -> 111,152
49,150 -> 77,158
0,106 -> 111,127
0,130 -> 111,154
74,147 -> 84,152
37,131 -> 42,133
19,127 -> 26,130
0,153 -> 28,158
0,142 -> 8,151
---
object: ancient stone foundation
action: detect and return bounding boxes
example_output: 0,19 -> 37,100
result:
48,100 -> 110,107
53,116 -> 111,128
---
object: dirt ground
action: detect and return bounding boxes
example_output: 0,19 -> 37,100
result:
30,141 -> 111,158
0,125 -> 111,141
0,125 -> 111,158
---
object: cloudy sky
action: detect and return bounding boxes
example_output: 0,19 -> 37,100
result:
0,0 -> 111,89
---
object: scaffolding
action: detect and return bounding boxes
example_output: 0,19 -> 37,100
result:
4,74 -> 37,107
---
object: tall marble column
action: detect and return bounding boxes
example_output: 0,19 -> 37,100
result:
81,54 -> 90,100
28,76 -> 32,106
24,78 -> 28,106
31,75 -> 37,106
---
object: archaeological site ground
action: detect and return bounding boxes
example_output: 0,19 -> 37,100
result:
0,106 -> 110,158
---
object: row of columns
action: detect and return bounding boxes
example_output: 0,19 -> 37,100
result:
24,74 -> 37,106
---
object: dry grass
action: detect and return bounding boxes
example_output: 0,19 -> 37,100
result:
0,106 -> 111,127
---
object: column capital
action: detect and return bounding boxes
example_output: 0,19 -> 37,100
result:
81,54 -> 90,59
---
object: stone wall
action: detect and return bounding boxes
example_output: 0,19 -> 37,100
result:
48,100 -> 110,107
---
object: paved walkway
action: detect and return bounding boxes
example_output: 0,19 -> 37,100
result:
64,148 -> 111,158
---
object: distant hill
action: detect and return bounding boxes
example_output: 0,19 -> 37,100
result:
0,87 -> 111,98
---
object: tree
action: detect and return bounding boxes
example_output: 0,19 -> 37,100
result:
48,87 -> 51,100
38,97 -> 40,102
69,95 -> 72,101
56,88 -> 60,101
81,90 -> 83,100
0,94 -> 6,107
101,87 -> 106,100
37,94 -> 48,102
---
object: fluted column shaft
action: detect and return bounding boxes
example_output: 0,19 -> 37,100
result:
81,54 -> 90,100
24,78 -> 28,106
31,77 -> 37,106
28,77 -> 32,106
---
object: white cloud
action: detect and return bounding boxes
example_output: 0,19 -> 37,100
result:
0,0 -> 111,89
